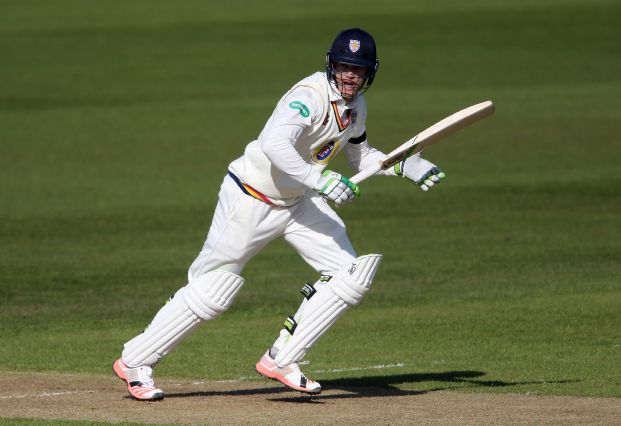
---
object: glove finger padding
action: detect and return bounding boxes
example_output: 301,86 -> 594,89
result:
330,181 -> 349,202
334,185 -> 355,207
313,170 -> 360,205
398,155 -> 445,191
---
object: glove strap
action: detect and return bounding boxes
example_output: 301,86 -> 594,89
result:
341,175 -> 361,197
394,161 -> 404,177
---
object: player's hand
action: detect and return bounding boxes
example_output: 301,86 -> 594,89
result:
397,153 -> 445,191
313,170 -> 360,206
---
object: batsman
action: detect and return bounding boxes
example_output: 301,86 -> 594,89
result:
113,27 -> 446,400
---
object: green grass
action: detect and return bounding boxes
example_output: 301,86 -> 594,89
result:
1,1 -> 620,422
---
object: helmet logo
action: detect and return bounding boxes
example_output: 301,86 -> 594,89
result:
349,39 -> 361,53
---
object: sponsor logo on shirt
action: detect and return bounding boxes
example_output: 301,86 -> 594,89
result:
289,101 -> 310,118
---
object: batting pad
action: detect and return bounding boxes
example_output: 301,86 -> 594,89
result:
122,270 -> 244,367
274,254 -> 382,366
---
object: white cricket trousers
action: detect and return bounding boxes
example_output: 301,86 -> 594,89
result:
188,174 -> 357,281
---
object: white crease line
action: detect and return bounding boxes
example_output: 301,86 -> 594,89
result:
168,378 -> 254,387
0,391 -> 85,400
313,363 -> 407,374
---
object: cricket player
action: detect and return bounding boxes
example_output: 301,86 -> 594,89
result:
113,28 -> 445,400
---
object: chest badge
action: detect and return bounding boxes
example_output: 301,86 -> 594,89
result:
312,140 -> 340,164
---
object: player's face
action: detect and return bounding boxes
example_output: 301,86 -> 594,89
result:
333,62 -> 367,102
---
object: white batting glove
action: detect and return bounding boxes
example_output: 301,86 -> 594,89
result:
313,170 -> 360,207
396,153 -> 446,191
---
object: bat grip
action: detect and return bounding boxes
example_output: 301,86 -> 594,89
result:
349,164 -> 382,185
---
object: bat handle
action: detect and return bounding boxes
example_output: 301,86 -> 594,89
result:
349,163 -> 382,185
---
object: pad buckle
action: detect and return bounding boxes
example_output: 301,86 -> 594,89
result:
283,316 -> 298,335
300,283 -> 317,300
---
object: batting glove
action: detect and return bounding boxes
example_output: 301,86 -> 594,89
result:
313,170 -> 360,207
396,153 -> 446,191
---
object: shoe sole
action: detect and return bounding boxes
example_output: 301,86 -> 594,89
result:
112,360 -> 165,401
255,361 -> 321,394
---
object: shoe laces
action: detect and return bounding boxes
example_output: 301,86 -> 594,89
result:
135,365 -> 156,387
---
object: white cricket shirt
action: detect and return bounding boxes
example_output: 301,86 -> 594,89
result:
228,72 -> 388,206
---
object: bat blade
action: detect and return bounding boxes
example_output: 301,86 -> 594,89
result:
350,100 -> 495,185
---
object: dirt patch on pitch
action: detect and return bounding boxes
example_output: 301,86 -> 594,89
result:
0,371 -> 619,425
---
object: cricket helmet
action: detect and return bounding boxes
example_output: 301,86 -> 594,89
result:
326,28 -> 379,92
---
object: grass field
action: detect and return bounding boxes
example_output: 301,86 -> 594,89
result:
1,0 -> 620,424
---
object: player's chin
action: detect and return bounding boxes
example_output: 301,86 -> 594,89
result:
341,87 -> 359,102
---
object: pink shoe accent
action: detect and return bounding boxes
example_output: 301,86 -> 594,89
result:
113,358 -> 164,401
255,352 -> 321,394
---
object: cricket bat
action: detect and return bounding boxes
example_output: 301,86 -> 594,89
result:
349,100 -> 495,184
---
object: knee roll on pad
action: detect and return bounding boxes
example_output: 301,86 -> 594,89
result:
184,270 -> 244,319
331,254 -> 383,306
122,270 -> 244,367
274,254 -> 382,366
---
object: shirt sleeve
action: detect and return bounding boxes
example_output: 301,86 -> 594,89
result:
344,140 -> 399,176
259,87 -> 323,188
344,96 -> 398,176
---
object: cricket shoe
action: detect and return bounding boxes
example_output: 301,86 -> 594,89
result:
255,351 -> 321,394
113,358 -> 164,401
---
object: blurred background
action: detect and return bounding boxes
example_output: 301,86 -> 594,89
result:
0,0 -> 619,397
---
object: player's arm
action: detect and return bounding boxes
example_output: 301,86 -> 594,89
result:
259,88 -> 359,205
345,136 -> 445,192
259,87 -> 322,188
345,135 -> 392,175
344,95 -> 444,191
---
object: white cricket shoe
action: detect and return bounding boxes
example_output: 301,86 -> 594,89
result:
113,358 -> 164,401
255,351 -> 321,394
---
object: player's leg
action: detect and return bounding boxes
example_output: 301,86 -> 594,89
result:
121,270 -> 245,366
255,192 -> 382,394
255,255 -> 381,393
115,175 -> 287,400
267,190 -> 358,360
188,175 -> 287,280
113,268 -> 243,400
115,268 -> 245,400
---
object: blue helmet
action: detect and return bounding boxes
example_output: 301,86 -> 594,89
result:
326,28 -> 380,92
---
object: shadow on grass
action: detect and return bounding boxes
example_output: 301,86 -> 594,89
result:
166,370 -> 578,402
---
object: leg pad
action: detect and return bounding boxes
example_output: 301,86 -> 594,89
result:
122,270 -> 244,367
273,254 -> 382,366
